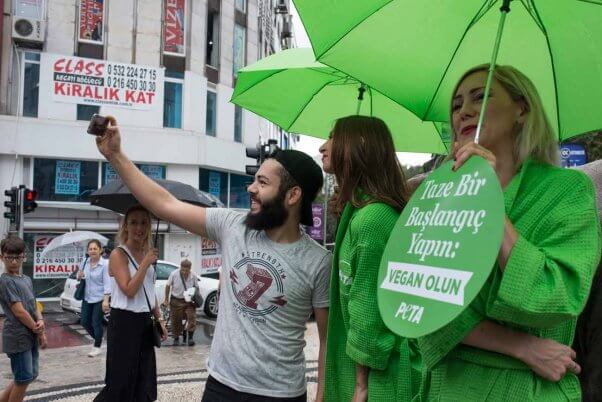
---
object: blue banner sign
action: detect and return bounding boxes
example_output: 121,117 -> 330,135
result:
55,160 -> 81,195
560,144 -> 587,168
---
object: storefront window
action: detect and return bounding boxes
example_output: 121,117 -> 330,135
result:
34,158 -> 99,202
22,232 -> 165,298
229,173 -> 251,209
102,162 -> 166,185
199,168 -> 228,205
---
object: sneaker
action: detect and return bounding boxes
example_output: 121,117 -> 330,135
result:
88,347 -> 101,357
172,337 -> 180,346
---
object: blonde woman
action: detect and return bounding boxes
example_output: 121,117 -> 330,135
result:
417,65 -> 601,401
94,205 -> 167,402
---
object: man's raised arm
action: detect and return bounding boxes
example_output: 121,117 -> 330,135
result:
95,117 -> 208,237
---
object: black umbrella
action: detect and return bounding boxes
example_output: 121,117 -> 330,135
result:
90,178 -> 224,246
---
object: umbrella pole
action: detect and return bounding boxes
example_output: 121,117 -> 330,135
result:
474,0 -> 512,145
154,219 -> 160,248
356,83 -> 366,115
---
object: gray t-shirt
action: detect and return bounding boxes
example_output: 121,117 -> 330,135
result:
0,273 -> 38,354
205,209 -> 331,398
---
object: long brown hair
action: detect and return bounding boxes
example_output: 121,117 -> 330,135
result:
329,115 -> 409,217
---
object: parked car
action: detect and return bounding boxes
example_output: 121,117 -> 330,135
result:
60,260 -> 219,320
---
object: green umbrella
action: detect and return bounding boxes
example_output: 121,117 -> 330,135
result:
231,48 -> 448,154
293,0 -> 602,141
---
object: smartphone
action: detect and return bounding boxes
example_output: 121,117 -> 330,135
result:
87,114 -> 109,136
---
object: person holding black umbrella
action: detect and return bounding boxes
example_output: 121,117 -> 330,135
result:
95,117 -> 331,402
94,205 -> 168,402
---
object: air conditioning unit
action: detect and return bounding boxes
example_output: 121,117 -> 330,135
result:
12,17 -> 46,43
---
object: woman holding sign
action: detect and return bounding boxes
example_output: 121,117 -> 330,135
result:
417,65 -> 601,401
320,116 -> 419,402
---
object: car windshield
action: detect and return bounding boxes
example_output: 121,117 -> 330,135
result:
155,263 -> 177,280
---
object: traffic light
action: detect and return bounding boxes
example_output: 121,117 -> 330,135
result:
23,188 -> 38,214
245,139 -> 279,176
4,187 -> 19,224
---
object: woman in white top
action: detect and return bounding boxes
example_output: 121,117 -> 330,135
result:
76,239 -> 111,357
94,205 -> 167,402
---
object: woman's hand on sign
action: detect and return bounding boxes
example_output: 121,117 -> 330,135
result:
142,248 -> 159,269
518,336 -> 581,382
452,141 -> 497,172
95,116 -> 121,161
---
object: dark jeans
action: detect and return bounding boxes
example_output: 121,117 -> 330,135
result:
81,300 -> 104,347
202,376 -> 307,402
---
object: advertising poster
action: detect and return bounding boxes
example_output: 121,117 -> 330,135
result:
200,237 -> 222,274
163,0 -> 186,55
41,53 -> 164,110
377,157 -> 505,338
104,163 -> 119,183
55,160 -> 81,195
140,165 -> 165,180
307,203 -> 324,241
79,0 -> 104,44
560,144 -> 587,168
33,235 -> 84,279
208,171 -> 221,198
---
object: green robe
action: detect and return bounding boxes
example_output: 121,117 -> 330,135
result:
325,202 -> 419,402
417,159 -> 602,402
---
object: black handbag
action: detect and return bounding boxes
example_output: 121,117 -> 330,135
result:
74,257 -> 89,301
180,273 -> 204,308
118,247 -> 163,348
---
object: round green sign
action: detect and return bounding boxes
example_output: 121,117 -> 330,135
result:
377,156 -> 505,338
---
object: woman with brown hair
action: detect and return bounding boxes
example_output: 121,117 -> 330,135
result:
94,205 -> 167,402
320,116 -> 417,402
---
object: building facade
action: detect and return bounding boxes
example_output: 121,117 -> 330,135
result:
0,0 -> 295,298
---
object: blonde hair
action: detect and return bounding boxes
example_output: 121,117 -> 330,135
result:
449,64 -> 559,166
116,205 -> 153,249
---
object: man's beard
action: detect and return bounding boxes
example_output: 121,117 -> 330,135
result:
244,191 -> 289,231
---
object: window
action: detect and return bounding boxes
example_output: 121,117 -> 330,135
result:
164,70 -> 184,128
235,0 -> 246,13
234,106 -> 243,143
77,104 -> 100,121
199,168 -> 228,205
156,262 -> 177,280
229,173 -> 251,209
102,162 -> 166,185
22,52 -> 40,117
233,24 -> 246,76
206,91 -> 217,136
206,6 -> 220,68
34,158 -> 99,202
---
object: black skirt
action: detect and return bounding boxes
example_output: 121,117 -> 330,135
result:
94,308 -> 157,402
